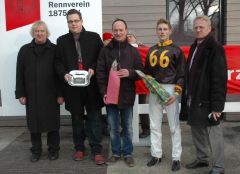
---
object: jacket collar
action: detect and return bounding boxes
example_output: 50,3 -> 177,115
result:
29,39 -> 52,48
69,26 -> 86,40
157,39 -> 173,47
107,38 -> 128,49
192,34 -> 216,49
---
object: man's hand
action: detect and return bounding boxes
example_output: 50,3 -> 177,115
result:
64,73 -> 72,82
212,112 -> 222,121
166,95 -> 177,106
88,68 -> 95,78
117,69 -> 129,78
57,97 -> 64,105
19,97 -> 27,105
103,94 -> 109,105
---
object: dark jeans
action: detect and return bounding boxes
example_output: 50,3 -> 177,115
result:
30,131 -> 60,155
71,106 -> 102,155
106,105 -> 133,157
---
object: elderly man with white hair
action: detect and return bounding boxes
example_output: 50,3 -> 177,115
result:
180,15 -> 227,174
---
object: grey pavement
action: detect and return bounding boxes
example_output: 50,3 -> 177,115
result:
0,122 -> 239,174
0,127 -> 26,151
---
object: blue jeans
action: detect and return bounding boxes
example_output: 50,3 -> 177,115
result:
106,105 -> 133,157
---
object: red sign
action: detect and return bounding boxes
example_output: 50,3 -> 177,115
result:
224,46 -> 240,94
5,0 -> 40,31
135,47 -> 149,94
136,46 -> 240,94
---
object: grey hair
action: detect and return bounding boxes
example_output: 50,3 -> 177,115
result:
194,15 -> 212,26
30,20 -> 50,38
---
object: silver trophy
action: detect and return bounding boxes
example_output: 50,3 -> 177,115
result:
68,70 -> 90,87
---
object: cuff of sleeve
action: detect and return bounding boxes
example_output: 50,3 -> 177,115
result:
211,101 -> 225,112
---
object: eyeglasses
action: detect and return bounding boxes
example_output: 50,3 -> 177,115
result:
67,20 -> 81,24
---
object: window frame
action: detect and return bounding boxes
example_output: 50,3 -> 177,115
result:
166,0 -> 225,45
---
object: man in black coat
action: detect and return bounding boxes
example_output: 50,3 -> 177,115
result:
55,9 -> 105,165
180,15 -> 227,174
15,21 -> 64,162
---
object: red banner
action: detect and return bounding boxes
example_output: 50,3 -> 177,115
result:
135,47 -> 149,94
136,46 -> 240,94
5,0 -> 40,31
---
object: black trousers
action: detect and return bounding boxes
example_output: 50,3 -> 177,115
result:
71,106 -> 102,155
101,114 -> 109,134
30,130 -> 60,155
139,94 -> 150,131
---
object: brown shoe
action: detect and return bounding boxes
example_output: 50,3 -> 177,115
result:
124,156 -> 135,167
95,154 -> 105,165
106,156 -> 121,165
73,151 -> 84,161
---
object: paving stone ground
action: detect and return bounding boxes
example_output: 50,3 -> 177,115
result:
0,122 -> 239,174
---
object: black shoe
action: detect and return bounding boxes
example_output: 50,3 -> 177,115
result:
139,130 -> 150,138
147,157 -> 161,167
208,170 -> 224,174
172,160 -> 181,172
185,160 -> 209,169
30,154 -> 41,162
48,152 -> 59,160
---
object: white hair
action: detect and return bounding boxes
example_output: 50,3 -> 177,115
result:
30,20 -> 50,38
